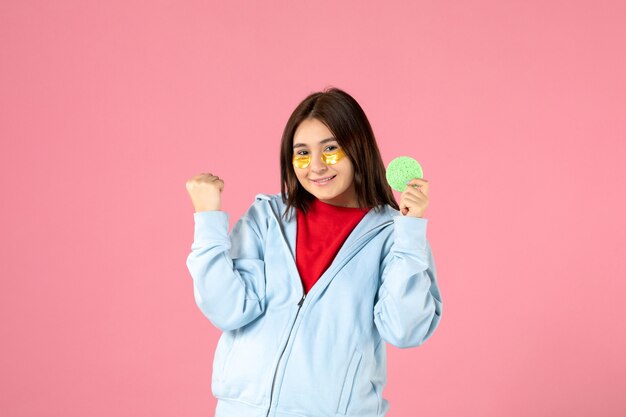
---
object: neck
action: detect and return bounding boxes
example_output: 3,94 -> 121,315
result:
315,197 -> 361,209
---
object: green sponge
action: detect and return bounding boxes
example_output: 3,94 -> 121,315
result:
385,156 -> 424,192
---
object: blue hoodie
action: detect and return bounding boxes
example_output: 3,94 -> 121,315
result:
186,193 -> 442,417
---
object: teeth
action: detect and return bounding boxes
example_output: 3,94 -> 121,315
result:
313,176 -> 335,183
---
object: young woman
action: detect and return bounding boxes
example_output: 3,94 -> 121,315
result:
185,87 -> 442,417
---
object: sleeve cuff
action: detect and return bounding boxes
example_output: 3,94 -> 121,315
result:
392,215 -> 428,253
192,210 -> 230,245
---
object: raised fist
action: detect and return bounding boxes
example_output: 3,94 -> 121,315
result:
185,173 -> 224,212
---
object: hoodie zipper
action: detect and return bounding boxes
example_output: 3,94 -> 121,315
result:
263,222 -> 391,416
262,201 -> 393,416
265,292 -> 306,417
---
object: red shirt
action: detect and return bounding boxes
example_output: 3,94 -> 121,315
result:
295,198 -> 370,294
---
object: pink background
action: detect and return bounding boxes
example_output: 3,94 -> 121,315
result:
1,1 -> 625,416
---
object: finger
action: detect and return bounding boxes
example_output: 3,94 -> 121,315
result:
399,195 -> 409,213
197,173 -> 216,182
403,185 -> 428,199
401,193 -> 428,213
402,188 -> 428,204
400,194 -> 423,212
401,195 -> 425,210
413,186 -> 428,199
406,179 -> 429,197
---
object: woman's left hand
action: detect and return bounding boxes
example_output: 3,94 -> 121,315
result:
400,178 -> 429,218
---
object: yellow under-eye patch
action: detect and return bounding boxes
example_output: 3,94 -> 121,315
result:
292,148 -> 346,169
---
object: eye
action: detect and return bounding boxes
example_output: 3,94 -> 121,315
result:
295,150 -> 309,156
323,145 -> 339,152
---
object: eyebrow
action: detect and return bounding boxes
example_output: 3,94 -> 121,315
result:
293,137 -> 337,149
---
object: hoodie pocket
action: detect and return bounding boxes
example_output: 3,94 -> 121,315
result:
220,330 -> 239,380
336,349 -> 363,415
213,329 -> 238,386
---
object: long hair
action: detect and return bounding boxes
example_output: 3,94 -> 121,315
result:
280,87 -> 398,219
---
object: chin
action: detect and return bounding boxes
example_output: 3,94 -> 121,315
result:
308,190 -> 334,200
315,190 -> 350,204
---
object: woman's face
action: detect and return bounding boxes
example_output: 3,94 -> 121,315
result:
292,118 -> 358,208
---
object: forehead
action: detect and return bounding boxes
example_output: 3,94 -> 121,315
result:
293,118 -> 336,146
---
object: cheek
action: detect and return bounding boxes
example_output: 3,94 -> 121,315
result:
294,169 -> 307,183
339,162 -> 354,178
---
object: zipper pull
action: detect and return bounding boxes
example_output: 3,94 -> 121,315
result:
297,293 -> 306,307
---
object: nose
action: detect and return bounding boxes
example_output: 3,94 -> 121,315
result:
309,151 -> 328,174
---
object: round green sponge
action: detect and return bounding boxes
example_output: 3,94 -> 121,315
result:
386,156 -> 424,192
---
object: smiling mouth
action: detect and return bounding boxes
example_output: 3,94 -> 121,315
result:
310,175 -> 337,184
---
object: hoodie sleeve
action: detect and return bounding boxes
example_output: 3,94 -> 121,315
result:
185,198 -> 267,331
373,216 -> 442,348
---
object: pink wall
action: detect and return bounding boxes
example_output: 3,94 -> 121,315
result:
1,1 -> 625,416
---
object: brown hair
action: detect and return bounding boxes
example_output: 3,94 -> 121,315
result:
280,87 -> 399,219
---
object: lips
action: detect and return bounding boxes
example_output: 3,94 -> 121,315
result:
310,175 -> 337,184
